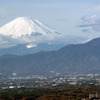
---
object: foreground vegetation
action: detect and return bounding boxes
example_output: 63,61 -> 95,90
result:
0,84 -> 100,100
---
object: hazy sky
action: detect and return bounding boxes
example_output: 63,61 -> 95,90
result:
0,0 -> 100,46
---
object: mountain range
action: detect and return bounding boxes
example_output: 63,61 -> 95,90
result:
0,17 -> 100,77
0,37 -> 100,76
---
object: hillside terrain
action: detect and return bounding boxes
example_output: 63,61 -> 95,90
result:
0,38 -> 100,76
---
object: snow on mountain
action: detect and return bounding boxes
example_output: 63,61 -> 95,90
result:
0,17 -> 57,38
0,17 -> 60,49
26,44 -> 37,48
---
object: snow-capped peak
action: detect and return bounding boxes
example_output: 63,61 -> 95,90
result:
0,17 -> 56,38
0,17 -> 61,49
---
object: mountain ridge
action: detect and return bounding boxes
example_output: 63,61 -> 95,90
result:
0,37 -> 100,76
0,43 -> 64,56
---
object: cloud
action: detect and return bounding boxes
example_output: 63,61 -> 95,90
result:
56,18 -> 68,22
81,15 -> 97,24
0,31 -> 88,49
0,32 -> 62,49
82,29 -> 90,33
92,5 -> 100,11
79,15 -> 100,32
26,44 -> 37,48
79,24 -> 96,27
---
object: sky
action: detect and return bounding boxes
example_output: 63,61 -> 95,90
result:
0,0 -> 100,48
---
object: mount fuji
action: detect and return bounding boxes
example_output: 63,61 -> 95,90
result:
0,17 -> 63,55
0,17 -> 58,38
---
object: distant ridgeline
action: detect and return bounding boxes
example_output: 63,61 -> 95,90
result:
0,37 -> 100,76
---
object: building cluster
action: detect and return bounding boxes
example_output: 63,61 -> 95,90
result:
81,93 -> 100,100
0,73 -> 100,90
